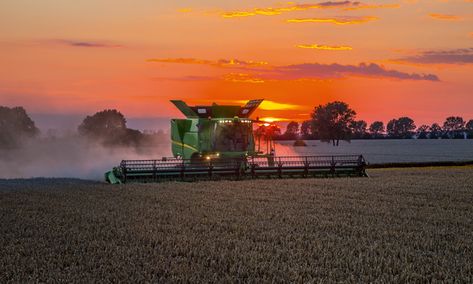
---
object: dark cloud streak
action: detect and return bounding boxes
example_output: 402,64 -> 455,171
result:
148,57 -> 440,82
394,48 -> 473,65
52,39 -> 122,48
268,63 -> 439,81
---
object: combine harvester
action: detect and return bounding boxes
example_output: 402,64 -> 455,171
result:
105,99 -> 367,184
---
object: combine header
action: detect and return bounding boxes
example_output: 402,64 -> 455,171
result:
105,99 -> 367,184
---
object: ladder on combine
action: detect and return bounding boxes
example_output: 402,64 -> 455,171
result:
106,155 -> 367,184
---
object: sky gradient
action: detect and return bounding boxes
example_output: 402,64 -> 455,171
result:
1,0 -> 472,129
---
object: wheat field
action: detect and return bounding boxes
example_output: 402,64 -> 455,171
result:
1,168 -> 472,282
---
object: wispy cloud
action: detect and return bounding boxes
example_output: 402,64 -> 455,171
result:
221,1 -> 356,18
297,44 -> 353,50
152,75 -> 216,82
207,100 -> 301,110
198,99 -> 302,111
270,63 -> 439,81
148,57 -> 440,82
147,58 -> 269,68
258,100 -> 301,110
152,73 -> 265,84
343,3 -> 400,10
177,8 -> 192,13
223,73 -> 265,83
429,13 -> 461,20
220,1 -> 397,18
287,16 -> 378,24
393,48 -> 473,65
51,39 -> 122,48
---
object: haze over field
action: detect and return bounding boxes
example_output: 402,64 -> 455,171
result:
1,0 -> 472,126
0,135 -> 170,180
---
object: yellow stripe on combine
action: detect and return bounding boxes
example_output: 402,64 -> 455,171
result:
172,140 -> 199,152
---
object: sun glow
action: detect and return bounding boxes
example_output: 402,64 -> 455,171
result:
235,100 -> 300,111
259,117 -> 289,122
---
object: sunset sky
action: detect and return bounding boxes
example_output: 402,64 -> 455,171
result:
1,0 -> 472,129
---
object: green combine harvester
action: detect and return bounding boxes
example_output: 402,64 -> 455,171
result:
105,99 -> 366,184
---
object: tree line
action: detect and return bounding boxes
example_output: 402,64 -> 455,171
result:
0,106 -> 165,149
3,103 -> 473,150
275,101 -> 473,145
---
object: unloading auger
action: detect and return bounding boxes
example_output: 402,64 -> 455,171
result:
105,99 -> 367,184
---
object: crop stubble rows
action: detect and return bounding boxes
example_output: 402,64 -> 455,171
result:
1,168 -> 472,282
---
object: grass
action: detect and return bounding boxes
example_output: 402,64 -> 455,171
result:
1,168 -> 473,282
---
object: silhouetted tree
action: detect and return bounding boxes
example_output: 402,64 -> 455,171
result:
0,106 -> 39,149
466,119 -> 473,139
79,109 -> 126,135
466,120 -> 473,130
443,116 -> 465,139
416,125 -> 429,139
443,116 -> 465,131
311,101 -> 356,146
350,120 -> 368,139
255,123 -> 280,153
264,124 -> 281,139
429,123 -> 442,139
300,120 -> 313,139
78,109 -> 142,146
387,117 -> 416,139
369,121 -> 384,138
281,121 -> 299,140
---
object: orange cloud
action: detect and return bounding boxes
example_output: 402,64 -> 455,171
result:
343,4 -> 400,10
287,16 -> 378,25
223,73 -> 265,84
221,1 -> 356,18
234,100 -> 301,110
147,58 -> 269,68
429,13 -> 461,20
391,48 -> 473,65
177,8 -> 192,13
220,2 -> 398,18
198,99 -> 302,111
297,44 -> 353,51
259,101 -> 300,111
148,57 -> 440,81
49,39 -> 122,48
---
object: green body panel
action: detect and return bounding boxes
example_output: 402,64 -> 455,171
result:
105,170 -> 122,184
171,119 -> 199,158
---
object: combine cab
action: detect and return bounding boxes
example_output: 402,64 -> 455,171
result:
170,99 -> 261,161
105,99 -> 367,184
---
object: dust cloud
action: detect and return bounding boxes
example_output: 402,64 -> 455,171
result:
0,134 -> 171,180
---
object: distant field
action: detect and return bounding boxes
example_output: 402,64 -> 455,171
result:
277,139 -> 473,164
1,168 -> 473,282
